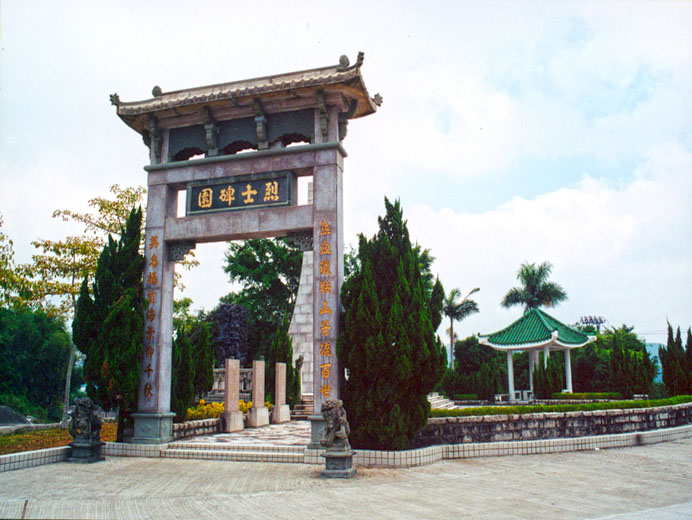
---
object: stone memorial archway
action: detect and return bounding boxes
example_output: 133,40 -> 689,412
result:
111,54 -> 380,444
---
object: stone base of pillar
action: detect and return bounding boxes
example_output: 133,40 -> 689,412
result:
221,411 -> 244,433
271,404 -> 291,424
247,406 -> 269,428
308,414 -> 325,450
131,412 -> 175,444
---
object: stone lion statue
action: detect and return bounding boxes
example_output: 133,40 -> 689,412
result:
68,397 -> 104,442
320,399 -> 351,450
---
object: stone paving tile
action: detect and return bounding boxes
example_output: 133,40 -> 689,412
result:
0,438 -> 690,519
184,420 -> 310,446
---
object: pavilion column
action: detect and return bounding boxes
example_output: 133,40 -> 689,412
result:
564,349 -> 573,393
506,351 -> 515,401
529,350 -> 535,392
543,345 -> 550,368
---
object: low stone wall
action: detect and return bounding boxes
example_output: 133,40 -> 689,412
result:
172,418 -> 220,440
415,403 -> 692,447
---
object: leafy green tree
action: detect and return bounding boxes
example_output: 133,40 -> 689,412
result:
171,327 -> 195,421
0,214 -> 36,310
222,238 -> 302,363
0,307 -> 73,420
337,198 -> 446,450
72,207 -> 145,440
571,325 -> 656,396
501,261 -> 567,313
443,287 -> 479,367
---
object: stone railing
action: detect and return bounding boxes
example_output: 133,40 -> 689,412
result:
414,402 -> 692,447
172,418 -> 221,440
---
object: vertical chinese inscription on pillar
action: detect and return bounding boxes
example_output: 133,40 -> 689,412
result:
141,233 -> 160,402
318,219 -> 333,399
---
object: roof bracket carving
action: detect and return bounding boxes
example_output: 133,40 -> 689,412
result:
148,116 -> 162,163
339,99 -> 358,141
253,98 -> 268,150
204,106 -> 219,157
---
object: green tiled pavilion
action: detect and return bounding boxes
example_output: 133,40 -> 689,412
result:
479,309 -> 596,401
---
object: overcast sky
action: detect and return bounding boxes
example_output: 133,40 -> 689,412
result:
1,1 -> 691,349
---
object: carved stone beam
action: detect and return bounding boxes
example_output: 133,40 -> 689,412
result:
204,106 -> 219,157
317,90 -> 329,142
253,98 -> 268,150
285,231 -> 313,252
148,115 -> 162,163
167,240 -> 196,262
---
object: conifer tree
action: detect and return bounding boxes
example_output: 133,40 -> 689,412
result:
72,207 -> 144,440
171,328 -> 195,421
338,198 -> 446,450
659,323 -> 692,396
265,318 -> 299,407
192,323 -> 214,400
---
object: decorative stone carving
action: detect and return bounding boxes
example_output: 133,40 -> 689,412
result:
320,399 -> 351,450
208,304 -> 249,367
67,397 -> 105,463
319,399 -> 356,478
109,93 -> 120,106
167,240 -> 196,262
285,231 -> 313,251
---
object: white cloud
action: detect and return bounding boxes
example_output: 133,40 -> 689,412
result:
407,142 -> 692,342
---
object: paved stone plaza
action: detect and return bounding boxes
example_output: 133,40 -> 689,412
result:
0,437 -> 690,519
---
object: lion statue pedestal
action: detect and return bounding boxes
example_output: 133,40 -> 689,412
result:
319,399 -> 356,479
67,397 -> 105,463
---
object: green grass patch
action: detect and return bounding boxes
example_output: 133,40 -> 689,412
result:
551,392 -> 623,400
430,395 -> 692,418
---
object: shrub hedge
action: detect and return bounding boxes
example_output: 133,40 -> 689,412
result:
430,395 -> 692,418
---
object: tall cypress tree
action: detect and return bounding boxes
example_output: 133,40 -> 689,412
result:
659,323 -> 692,396
265,317 -> 299,407
72,207 -> 144,440
192,322 -> 214,400
338,198 -> 446,450
171,327 -> 195,421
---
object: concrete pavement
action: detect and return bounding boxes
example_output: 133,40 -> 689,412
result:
0,438 -> 691,519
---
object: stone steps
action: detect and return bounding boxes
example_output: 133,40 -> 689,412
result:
164,442 -> 305,463
163,448 -> 304,463
291,395 -> 314,420
428,392 -> 457,410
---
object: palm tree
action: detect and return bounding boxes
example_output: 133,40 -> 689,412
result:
443,287 -> 480,368
502,261 -> 567,313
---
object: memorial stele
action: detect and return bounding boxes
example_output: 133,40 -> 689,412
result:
111,53 -> 380,444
